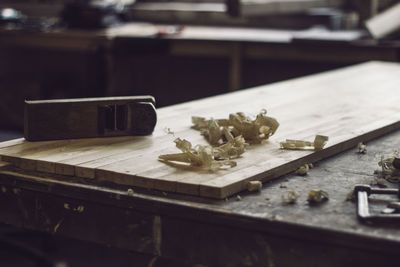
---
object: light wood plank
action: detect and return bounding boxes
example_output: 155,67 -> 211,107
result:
0,161 -> 9,168
0,138 -> 25,149
1,136 -> 133,172
1,61 -> 400,198
366,2 -> 400,39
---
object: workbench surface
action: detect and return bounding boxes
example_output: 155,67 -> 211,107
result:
1,62 -> 400,266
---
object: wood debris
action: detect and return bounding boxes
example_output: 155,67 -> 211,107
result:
280,135 -> 329,151
160,110 -> 279,171
192,109 -> 279,145
307,189 -> 329,204
127,188 -> 134,196
346,189 -> 355,201
357,142 -> 367,154
158,137 -> 246,171
377,154 -> 400,183
282,190 -> 299,204
296,164 -> 310,176
370,177 -> 388,188
247,181 -> 262,192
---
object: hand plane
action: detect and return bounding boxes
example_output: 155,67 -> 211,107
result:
24,96 -> 157,141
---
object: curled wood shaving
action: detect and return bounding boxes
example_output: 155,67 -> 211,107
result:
161,110 -> 278,171
377,154 -> 400,183
158,137 -> 246,171
357,142 -> 367,154
282,190 -> 299,204
280,135 -> 329,151
307,189 -> 329,204
295,164 -> 310,176
192,109 -> 279,145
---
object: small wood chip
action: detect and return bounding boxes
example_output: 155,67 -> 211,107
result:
280,135 -> 328,151
282,190 -> 299,204
357,142 -> 367,154
346,189 -> 355,201
307,189 -> 329,204
127,188 -> 134,196
370,177 -> 388,188
296,164 -> 310,176
247,181 -> 262,192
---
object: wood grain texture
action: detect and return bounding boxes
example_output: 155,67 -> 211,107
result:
0,161 -> 9,168
1,61 -> 400,198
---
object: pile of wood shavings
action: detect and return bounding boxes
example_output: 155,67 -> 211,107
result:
159,110 -> 279,170
192,109 -> 279,145
158,137 -> 247,171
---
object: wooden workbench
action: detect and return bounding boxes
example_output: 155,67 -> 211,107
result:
1,62 -> 400,266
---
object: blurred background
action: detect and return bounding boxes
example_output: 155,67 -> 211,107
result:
0,0 -> 399,133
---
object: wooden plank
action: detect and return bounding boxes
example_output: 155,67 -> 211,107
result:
1,61 -> 400,199
1,137 -> 133,173
365,2 -> 400,39
0,138 -> 25,149
0,161 -> 9,168
238,0 -> 343,17
0,139 -> 76,166
57,136 -> 154,177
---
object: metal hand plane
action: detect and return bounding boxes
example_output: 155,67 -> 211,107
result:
24,96 -> 157,141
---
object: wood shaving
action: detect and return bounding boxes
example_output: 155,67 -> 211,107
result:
247,181 -> 262,192
192,109 -> 279,145
346,189 -> 355,201
295,164 -> 310,176
307,189 -> 329,203
370,177 -> 388,187
158,137 -> 246,171
357,142 -> 367,154
282,190 -> 299,204
377,154 -> 400,183
160,110 -> 279,171
280,135 -> 329,151
127,188 -> 134,196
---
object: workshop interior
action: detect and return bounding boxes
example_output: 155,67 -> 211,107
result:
1,0 -> 400,266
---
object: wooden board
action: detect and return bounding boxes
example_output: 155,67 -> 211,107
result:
237,0 -> 343,17
365,2 -> 400,39
1,61 -> 400,198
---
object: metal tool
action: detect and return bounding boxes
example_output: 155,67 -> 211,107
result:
24,96 -> 157,141
354,184 -> 400,223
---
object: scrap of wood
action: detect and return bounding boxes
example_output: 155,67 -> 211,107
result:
280,135 -> 328,151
